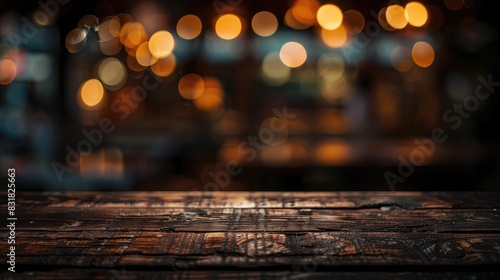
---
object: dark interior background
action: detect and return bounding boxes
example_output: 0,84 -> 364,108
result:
1,0 -> 499,192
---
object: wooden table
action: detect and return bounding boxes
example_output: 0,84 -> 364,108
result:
1,191 -> 500,279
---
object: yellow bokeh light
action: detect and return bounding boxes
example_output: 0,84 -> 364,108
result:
412,41 -> 435,68
251,11 -> 278,37
136,42 -> 159,66
148,30 -> 175,58
126,22 -> 147,47
386,5 -> 408,29
194,88 -> 224,112
151,54 -> 176,77
79,79 -> 104,108
178,74 -> 204,100
284,8 -> 311,30
176,14 -> 202,40
262,52 -> 291,86
320,25 -> 347,48
97,57 -> 127,90
317,4 -> 343,30
215,14 -> 242,40
405,2 -> 428,27
0,59 -> 16,85
279,42 -> 307,68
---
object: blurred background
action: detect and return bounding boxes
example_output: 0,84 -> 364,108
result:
0,0 -> 499,192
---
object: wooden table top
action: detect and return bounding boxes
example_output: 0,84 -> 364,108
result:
1,191 -> 500,279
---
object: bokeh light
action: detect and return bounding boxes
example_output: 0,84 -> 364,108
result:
178,74 -> 205,100
317,53 -> 345,81
251,11 -> 278,37
97,57 -> 127,90
291,0 -> 320,27
79,79 -> 104,108
215,14 -> 242,40
405,2 -> 428,27
136,42 -> 159,66
148,30 -> 175,58
343,10 -> 365,34
320,25 -> 348,48
261,52 -> 291,86
317,4 -> 343,30
151,54 -> 176,77
412,41 -> 435,67
194,76 -> 225,112
390,46 -> 413,72
279,42 -> 307,68
0,59 -> 16,85
386,5 -> 408,29
176,14 -> 203,40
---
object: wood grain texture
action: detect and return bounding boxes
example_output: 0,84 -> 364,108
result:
1,191 -> 499,279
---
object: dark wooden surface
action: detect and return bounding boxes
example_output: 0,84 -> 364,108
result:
1,191 -> 500,279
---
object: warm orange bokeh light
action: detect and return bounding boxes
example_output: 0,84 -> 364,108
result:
405,2 -> 428,27
0,59 -> 16,85
79,79 -> 104,108
151,54 -> 176,77
317,4 -> 343,30
251,11 -> 278,37
320,25 -> 348,48
148,30 -> 175,58
386,5 -> 408,29
178,74 -> 205,100
136,42 -> 159,66
176,14 -> 202,40
412,41 -> 435,68
343,10 -> 365,34
215,14 -> 242,40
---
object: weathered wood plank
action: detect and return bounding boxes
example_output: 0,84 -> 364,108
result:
5,208 -> 500,233
3,191 -> 500,209
6,269 -> 500,280
2,232 -> 500,267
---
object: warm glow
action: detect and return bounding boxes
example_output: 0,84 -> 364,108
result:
317,53 -> 345,81
259,117 -> 289,146
386,5 -> 408,29
251,11 -> 278,37
405,2 -> 428,27
284,8 -> 310,30
149,30 -> 175,58
262,52 -> 291,86
97,57 -> 127,90
391,46 -> 413,72
215,14 -> 242,40
320,25 -> 348,48
79,79 -> 104,108
317,4 -> 343,30
126,22 -> 147,47
378,7 -> 396,31
412,41 -> 435,68
291,0 -> 320,26
343,10 -> 365,34
279,42 -> 307,68
0,59 -> 16,85
151,54 -> 176,77
194,88 -> 224,112
178,74 -> 204,100
176,14 -> 202,40
136,42 -> 159,66
314,140 -> 350,165
126,55 -> 147,72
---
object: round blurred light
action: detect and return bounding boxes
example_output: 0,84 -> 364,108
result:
405,2 -> 428,27
148,30 -> 175,58
136,42 -> 158,66
279,42 -> 307,68
151,54 -> 176,77
0,59 -> 16,85
386,5 -> 408,29
79,79 -> 104,108
126,55 -> 147,72
378,7 -> 396,31
178,74 -> 204,100
291,0 -> 320,26
194,88 -> 224,112
98,16 -> 121,41
97,57 -> 127,90
215,14 -> 242,40
251,11 -> 278,37
412,41 -> 435,68
320,25 -> 348,48
444,0 -> 464,10
65,28 -> 88,53
284,8 -> 311,30
317,4 -> 343,30
262,52 -> 291,86
343,10 -> 365,34
176,14 -> 202,40
317,53 -> 345,81
390,46 -> 413,72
